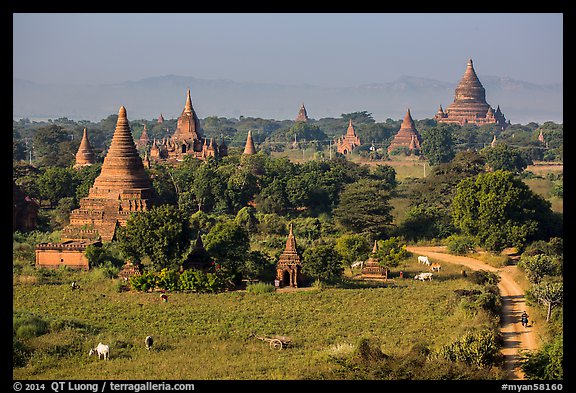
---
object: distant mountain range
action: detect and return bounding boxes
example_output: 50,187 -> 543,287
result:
13,74 -> 563,125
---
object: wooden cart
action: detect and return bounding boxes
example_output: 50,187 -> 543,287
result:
252,333 -> 292,350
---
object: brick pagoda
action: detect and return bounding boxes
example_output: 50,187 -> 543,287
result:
295,103 -> 309,122
276,224 -> 303,287
243,130 -> 257,155
387,109 -> 422,154
435,58 -> 508,129
73,128 -> 96,168
361,240 -> 388,280
335,119 -> 361,155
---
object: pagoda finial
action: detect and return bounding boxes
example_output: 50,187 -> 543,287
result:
372,240 -> 378,254
119,106 -> 127,118
185,88 -> 193,113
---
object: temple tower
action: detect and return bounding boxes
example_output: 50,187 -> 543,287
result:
336,119 -> 361,155
295,103 -> 309,122
74,128 -> 96,168
276,224 -> 303,287
387,109 -> 422,154
243,130 -> 257,155
62,106 -> 155,242
136,124 -> 151,149
173,89 -> 203,148
437,59 -> 508,129
361,240 -> 388,279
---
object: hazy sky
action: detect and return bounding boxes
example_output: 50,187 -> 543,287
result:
13,13 -> 563,86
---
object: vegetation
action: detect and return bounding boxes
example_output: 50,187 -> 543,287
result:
13,112 -> 563,380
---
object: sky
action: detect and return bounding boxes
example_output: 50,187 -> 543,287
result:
13,13 -> 563,87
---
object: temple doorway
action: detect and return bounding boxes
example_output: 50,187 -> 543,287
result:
282,270 -> 291,286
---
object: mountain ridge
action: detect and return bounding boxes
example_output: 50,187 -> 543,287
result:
13,75 -> 563,124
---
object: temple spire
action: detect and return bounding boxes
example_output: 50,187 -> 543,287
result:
243,130 -> 256,155
74,127 -> 96,168
184,88 -> 193,114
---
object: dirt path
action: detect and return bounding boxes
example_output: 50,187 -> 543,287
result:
406,246 -> 540,380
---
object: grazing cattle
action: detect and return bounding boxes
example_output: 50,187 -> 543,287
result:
430,263 -> 441,272
145,336 -> 153,350
351,261 -> 364,269
89,343 -> 110,360
417,256 -> 430,265
414,272 -> 433,281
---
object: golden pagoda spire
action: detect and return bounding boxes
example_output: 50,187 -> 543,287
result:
243,130 -> 256,155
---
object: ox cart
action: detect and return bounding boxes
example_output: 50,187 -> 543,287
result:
251,333 -> 292,350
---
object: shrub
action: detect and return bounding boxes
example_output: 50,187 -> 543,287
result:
467,270 -> 500,286
129,271 -> 157,292
13,314 -> 49,339
520,334 -> 563,380
446,234 -> 476,255
156,268 -> 180,291
245,282 -> 275,294
437,329 -> 503,368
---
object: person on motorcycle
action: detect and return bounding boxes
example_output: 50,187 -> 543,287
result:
521,311 -> 529,327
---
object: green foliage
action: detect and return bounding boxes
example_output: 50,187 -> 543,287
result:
528,278 -> 563,321
420,124 -> 456,165
437,329 -> 503,368
302,244 -> 343,283
13,313 -> 49,339
375,237 -> 410,268
481,142 -> 530,173
204,220 -> 250,278
234,206 -> 259,234
333,179 -> 393,237
446,234 -> 476,255
129,271 -> 157,292
467,270 -> 500,286
116,205 -> 192,271
520,334 -> 563,380
518,254 -> 561,284
156,268 -> 181,291
451,170 -> 560,252
334,234 -> 371,270
245,282 -> 275,294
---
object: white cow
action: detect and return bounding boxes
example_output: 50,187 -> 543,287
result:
351,261 -> 364,269
414,272 -> 433,281
418,256 -> 430,265
89,343 -> 110,360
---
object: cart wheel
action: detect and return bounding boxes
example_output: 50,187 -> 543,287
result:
270,339 -> 283,350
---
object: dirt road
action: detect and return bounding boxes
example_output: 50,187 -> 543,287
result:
406,246 -> 539,380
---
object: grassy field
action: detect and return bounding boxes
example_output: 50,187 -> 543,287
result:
13,257 -> 503,380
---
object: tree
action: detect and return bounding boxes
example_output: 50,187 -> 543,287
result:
481,142 -> 530,173
420,124 -> 456,165
374,237 -> 410,268
203,220 -> 250,280
333,179 -> 393,237
334,234 -> 371,272
302,244 -> 343,283
116,205 -> 192,271
530,279 -> 563,322
451,170 -> 560,252
518,254 -> 561,284
37,167 -> 79,208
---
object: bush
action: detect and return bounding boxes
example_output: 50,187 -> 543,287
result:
245,282 -> 275,294
446,235 -> 476,255
13,313 -> 49,339
467,270 -> 500,286
129,271 -> 157,292
437,329 -> 503,368
520,334 -> 563,380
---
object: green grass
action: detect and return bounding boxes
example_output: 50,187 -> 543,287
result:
13,258 -> 501,380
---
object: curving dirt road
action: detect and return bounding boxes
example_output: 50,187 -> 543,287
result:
406,246 -> 539,380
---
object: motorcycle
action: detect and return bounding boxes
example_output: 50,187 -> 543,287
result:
521,315 -> 529,327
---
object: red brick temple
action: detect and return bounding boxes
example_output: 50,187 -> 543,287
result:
73,128 -> 96,168
361,240 -> 388,280
276,224 -> 303,287
149,89 -> 227,162
243,130 -> 257,155
387,109 -> 422,154
295,103 -> 309,122
435,59 -> 509,129
335,119 -> 361,155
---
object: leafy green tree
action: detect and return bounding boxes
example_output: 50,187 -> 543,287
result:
32,124 -> 74,167
203,220 -> 250,280
518,254 -> 561,284
333,179 -> 393,237
420,124 -> 456,165
451,170 -> 560,252
116,205 -> 192,271
334,234 -> 371,272
375,237 -> 410,268
302,244 -> 343,283
37,167 -> 79,208
242,250 -> 275,281
255,178 -> 292,215
530,279 -> 563,322
341,111 -> 376,124
481,142 -> 531,173
234,206 -> 259,234
520,334 -> 563,380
